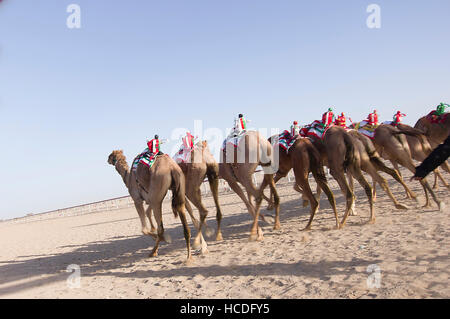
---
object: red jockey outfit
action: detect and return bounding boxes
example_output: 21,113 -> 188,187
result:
335,112 -> 346,127
147,137 -> 162,154
367,110 -> 379,126
290,121 -> 300,137
322,108 -> 335,127
392,111 -> 406,126
182,132 -> 195,149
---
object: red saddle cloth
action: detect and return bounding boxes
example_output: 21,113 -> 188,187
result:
426,111 -> 449,124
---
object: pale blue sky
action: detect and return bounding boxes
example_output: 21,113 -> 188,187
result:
0,0 -> 449,219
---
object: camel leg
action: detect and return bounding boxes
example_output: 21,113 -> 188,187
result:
434,169 -> 450,190
134,201 -> 156,238
144,206 -> 157,234
185,199 -> 200,230
350,167 -> 375,224
372,159 -> 418,201
329,169 -> 354,229
347,172 -> 357,216
264,174 -> 280,230
222,173 -> 262,240
295,171 -> 319,231
239,176 -> 265,241
365,165 -> 409,210
207,169 -> 224,241
186,190 -> 209,254
420,178 -> 444,210
149,204 -> 164,257
176,204 -> 192,264
267,173 -> 283,210
312,170 -> 340,229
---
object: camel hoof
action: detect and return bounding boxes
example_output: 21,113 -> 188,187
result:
149,251 -> 158,258
192,238 -> 202,250
273,223 -> 281,231
200,248 -> 209,255
262,215 -> 275,225
439,201 -> 446,211
335,223 -> 342,230
350,210 -> 358,216
215,232 -> 223,241
302,226 -> 312,232
368,219 -> 376,224
184,257 -> 194,266
395,204 -> 409,210
249,233 -> 258,242
204,226 -> 214,239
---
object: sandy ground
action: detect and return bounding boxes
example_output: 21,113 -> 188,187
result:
0,169 -> 449,299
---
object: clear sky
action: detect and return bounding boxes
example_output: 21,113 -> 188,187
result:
0,0 -> 449,219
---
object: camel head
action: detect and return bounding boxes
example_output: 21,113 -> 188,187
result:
107,150 -> 125,166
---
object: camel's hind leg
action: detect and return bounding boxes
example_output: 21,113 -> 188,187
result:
372,158 -> 418,201
176,204 -> 193,263
434,169 -> 450,190
329,169 -> 354,228
185,200 -> 208,254
149,204 -> 164,258
207,168 -> 224,241
312,169 -> 340,229
350,167 -> 375,224
144,206 -> 157,234
264,174 -> 280,230
294,170 -> 319,231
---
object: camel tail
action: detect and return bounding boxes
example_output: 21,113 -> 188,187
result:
343,133 -> 357,172
170,169 -> 186,218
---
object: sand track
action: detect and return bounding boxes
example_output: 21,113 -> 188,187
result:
0,169 -> 449,298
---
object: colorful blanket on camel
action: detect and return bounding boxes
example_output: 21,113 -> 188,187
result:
353,121 -> 379,139
276,130 -> 300,152
304,120 -> 332,140
426,111 -> 449,124
132,148 -> 159,170
221,131 -> 247,150
173,146 -> 193,164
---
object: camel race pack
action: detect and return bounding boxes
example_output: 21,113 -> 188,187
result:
132,148 -> 158,170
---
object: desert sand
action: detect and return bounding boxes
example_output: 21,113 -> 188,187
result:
0,169 -> 449,299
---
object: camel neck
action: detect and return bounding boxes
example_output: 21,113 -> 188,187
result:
115,160 -> 130,188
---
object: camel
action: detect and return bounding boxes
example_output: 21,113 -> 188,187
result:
414,112 -> 450,148
107,150 -> 192,262
368,124 -> 445,210
346,129 -> 411,211
310,126 -> 375,227
219,130 -> 280,241
284,137 -> 340,230
176,141 -> 223,251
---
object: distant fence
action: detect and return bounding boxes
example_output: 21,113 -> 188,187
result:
1,170 -> 295,225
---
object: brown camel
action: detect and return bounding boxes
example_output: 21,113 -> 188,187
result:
414,112 -> 450,148
219,130 -> 280,241
286,137 -> 340,230
368,124 -> 445,210
176,141 -> 223,251
346,129 -> 410,211
310,126 -> 375,227
107,150 -> 192,262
